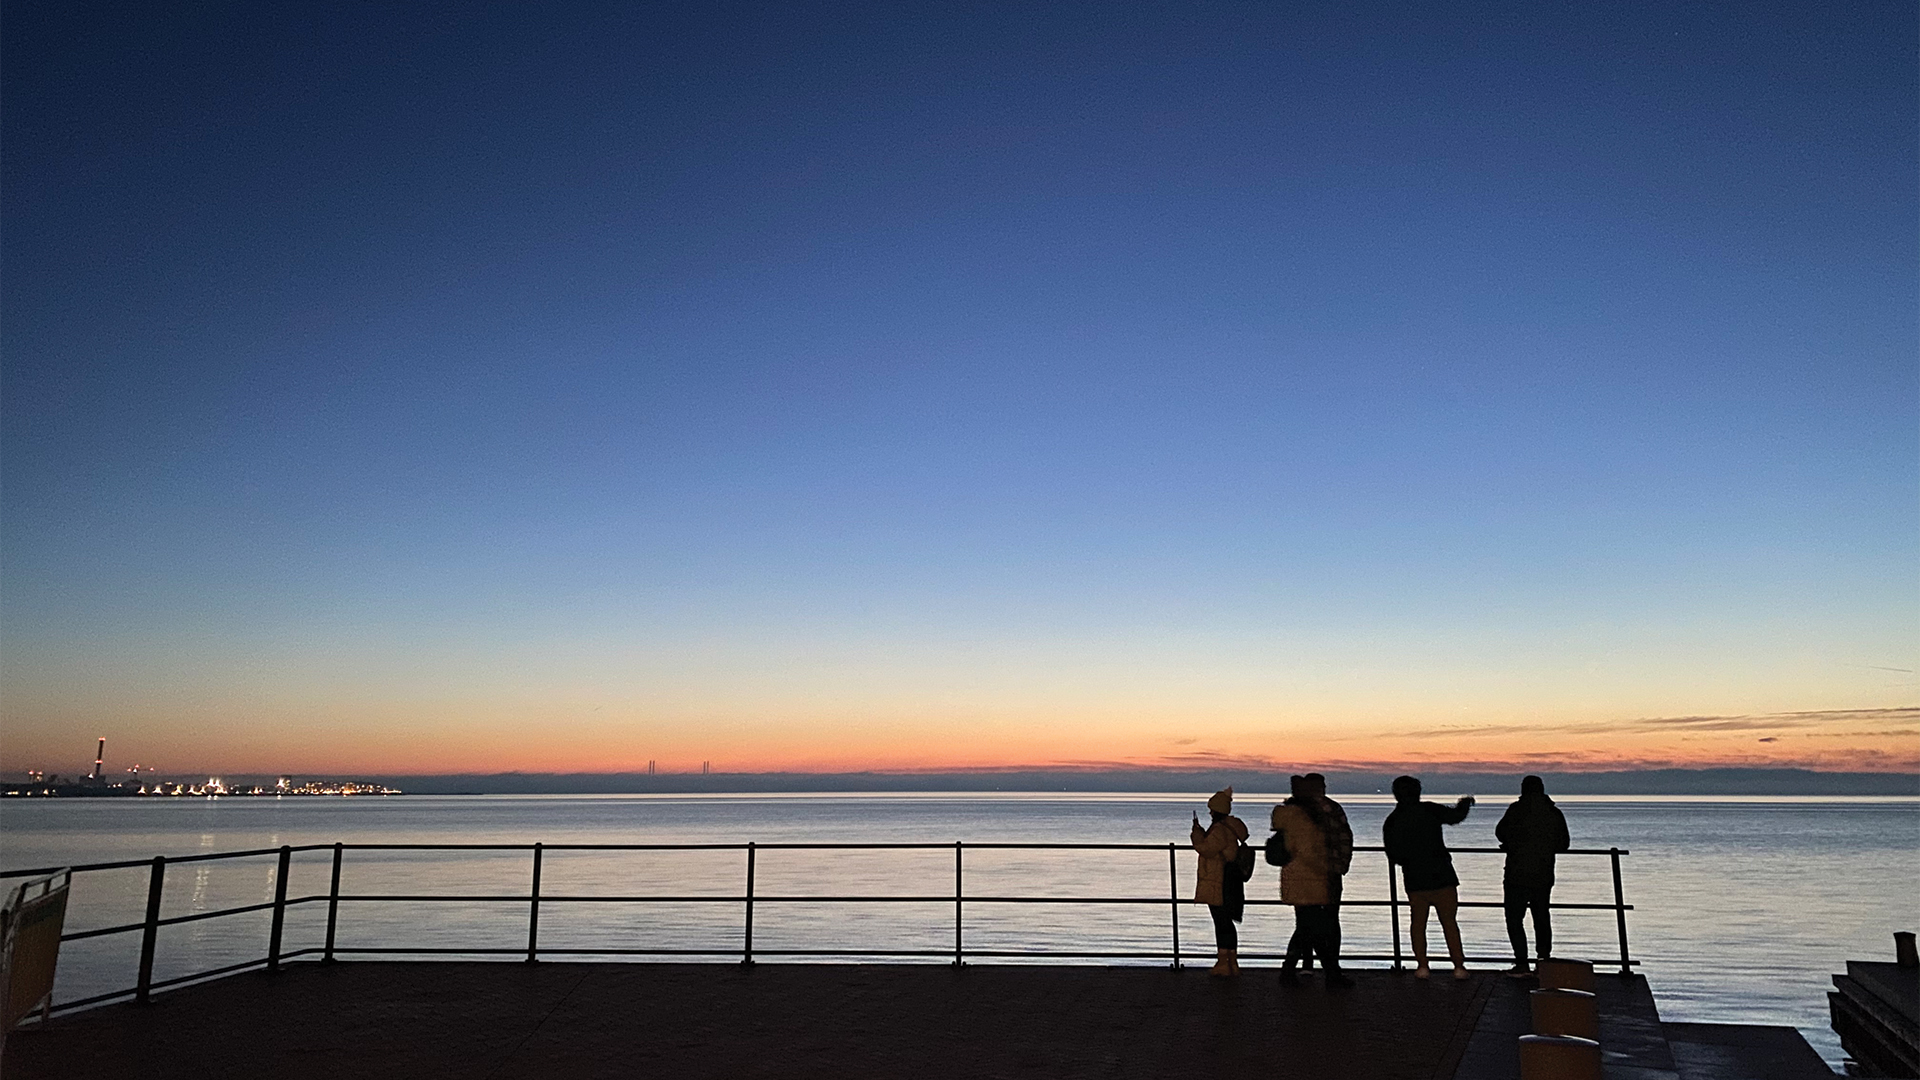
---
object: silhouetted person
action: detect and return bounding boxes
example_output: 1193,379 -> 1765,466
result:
1272,772 -> 1354,987
1191,786 -> 1249,977
1496,775 -> 1570,977
1382,775 -> 1474,979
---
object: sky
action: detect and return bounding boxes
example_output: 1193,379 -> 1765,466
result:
2,1 -> 1915,778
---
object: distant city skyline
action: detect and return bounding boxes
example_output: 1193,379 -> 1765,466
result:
3,2 -> 1914,777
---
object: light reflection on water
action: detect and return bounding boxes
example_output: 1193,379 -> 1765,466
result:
1,793 -> 1914,1068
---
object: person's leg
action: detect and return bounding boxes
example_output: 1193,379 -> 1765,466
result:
1409,891 -> 1432,977
1503,882 -> 1531,972
1282,908 -> 1309,980
1310,905 -> 1350,985
1532,885 -> 1553,960
1209,904 -> 1237,975
1433,887 -> 1466,976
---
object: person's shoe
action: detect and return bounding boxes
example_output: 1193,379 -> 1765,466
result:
1504,964 -> 1532,979
1226,950 -> 1241,976
1325,970 -> 1355,988
1414,965 -> 1431,980
1209,949 -> 1231,977
1453,966 -> 1470,980
1278,965 -> 1300,985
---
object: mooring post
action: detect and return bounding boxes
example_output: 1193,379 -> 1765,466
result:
1168,843 -> 1181,969
1610,847 -> 1630,976
953,842 -> 963,967
267,846 -> 291,972
323,843 -> 343,962
1389,853 -> 1403,970
135,856 -> 166,1004
743,842 -> 756,966
526,843 -> 543,963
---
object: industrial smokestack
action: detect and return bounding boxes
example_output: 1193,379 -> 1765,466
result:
93,737 -> 105,779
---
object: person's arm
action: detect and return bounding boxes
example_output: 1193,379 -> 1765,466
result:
1190,819 -> 1208,850
1328,807 -> 1354,873
1431,798 -> 1473,825
1552,806 -> 1570,853
1495,804 -> 1516,849
1194,821 -> 1234,858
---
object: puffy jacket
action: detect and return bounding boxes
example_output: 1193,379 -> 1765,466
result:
1271,797 -> 1354,906
1190,815 -> 1249,906
1496,794 -> 1570,887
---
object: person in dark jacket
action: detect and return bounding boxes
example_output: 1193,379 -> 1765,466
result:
1382,775 -> 1474,980
1495,775 -> 1570,976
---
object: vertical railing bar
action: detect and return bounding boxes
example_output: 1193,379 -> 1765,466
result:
266,846 -> 291,972
953,841 -> 963,967
323,843 -> 344,962
526,843 -> 543,963
1610,847 -> 1630,976
1168,843 -> 1181,969
135,856 -> 165,1004
1388,851 -> 1402,970
743,842 -> 756,966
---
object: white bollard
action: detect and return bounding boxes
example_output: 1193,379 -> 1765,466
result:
1530,987 -> 1599,1040
1518,1033 -> 1601,1080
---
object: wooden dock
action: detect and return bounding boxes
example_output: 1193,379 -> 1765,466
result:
1,961 -> 1836,1079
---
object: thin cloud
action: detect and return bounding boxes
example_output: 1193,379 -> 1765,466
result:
1374,707 -> 1918,741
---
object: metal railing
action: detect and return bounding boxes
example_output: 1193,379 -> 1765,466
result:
0,841 -> 1634,1016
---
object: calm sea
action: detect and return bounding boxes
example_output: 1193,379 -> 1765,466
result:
2,793 -> 1914,1069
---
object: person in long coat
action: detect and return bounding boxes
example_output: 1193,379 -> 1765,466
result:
1495,775 -> 1570,976
1271,772 -> 1354,986
1382,775 -> 1474,979
1191,786 -> 1249,977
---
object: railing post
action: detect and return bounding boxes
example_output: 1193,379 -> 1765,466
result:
323,843 -> 343,962
953,841 -> 963,967
1610,847 -> 1630,976
135,856 -> 165,1004
743,843 -> 756,966
1168,843 -> 1181,970
526,843 -> 543,963
267,846 -> 291,972
1388,852 -> 1402,970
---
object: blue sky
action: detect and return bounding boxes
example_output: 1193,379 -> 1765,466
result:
3,1 -> 1914,774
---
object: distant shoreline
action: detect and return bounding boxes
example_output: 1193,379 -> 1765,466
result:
351,767 -> 1917,797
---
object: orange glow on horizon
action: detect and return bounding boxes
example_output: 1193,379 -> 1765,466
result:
2,705 -> 1912,777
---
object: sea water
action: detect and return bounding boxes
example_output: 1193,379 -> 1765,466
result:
1,793 -> 1914,1068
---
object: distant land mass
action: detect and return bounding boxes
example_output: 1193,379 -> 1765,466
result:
373,768 -> 1918,797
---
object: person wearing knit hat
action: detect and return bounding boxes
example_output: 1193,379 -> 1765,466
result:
1190,786 -> 1250,976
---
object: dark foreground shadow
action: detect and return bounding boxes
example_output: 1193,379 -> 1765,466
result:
3,962 -> 1495,1080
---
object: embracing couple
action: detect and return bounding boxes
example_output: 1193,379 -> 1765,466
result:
1188,774 -> 1354,985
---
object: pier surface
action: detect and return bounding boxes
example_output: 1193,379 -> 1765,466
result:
4,962 -> 1493,1079
3,961 -> 1837,1079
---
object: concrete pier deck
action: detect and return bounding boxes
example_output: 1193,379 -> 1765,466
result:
3,962 -> 1495,1080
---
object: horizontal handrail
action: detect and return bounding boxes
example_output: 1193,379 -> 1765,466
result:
0,841 -> 1632,878
0,845 -> 334,879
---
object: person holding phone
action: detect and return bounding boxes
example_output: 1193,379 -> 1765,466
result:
1190,787 -> 1249,977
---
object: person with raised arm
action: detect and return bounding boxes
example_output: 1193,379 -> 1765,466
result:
1191,786 -> 1249,977
1495,774 -> 1571,977
1382,775 -> 1474,980
1271,772 -> 1355,987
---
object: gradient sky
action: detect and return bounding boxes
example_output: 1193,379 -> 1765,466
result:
3,1 -> 1915,777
